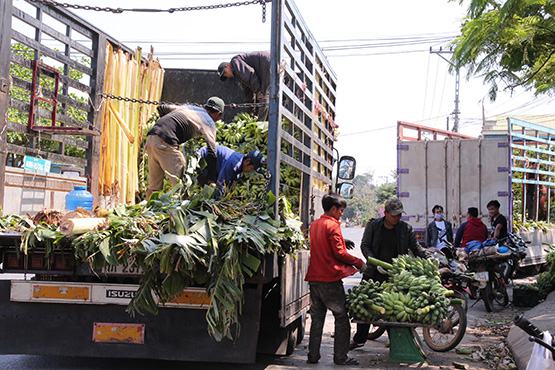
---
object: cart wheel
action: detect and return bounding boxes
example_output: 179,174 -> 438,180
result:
422,303 -> 467,352
367,324 -> 386,340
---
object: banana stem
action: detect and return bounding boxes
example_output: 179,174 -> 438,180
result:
370,304 -> 385,315
367,257 -> 393,270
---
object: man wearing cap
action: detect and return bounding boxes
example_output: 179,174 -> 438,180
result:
145,97 -> 225,198
218,51 -> 270,120
197,145 -> 265,193
350,198 -> 428,349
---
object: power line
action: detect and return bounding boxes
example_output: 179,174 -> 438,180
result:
491,96 -> 553,117
115,37 -> 454,56
155,49 -> 433,60
339,125 -> 396,137
118,33 -> 458,45
436,63 -> 448,124
422,54 -> 431,118
428,55 -> 440,122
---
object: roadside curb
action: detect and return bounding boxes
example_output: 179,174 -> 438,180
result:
506,292 -> 555,369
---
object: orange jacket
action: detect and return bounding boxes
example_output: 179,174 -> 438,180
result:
305,215 -> 364,282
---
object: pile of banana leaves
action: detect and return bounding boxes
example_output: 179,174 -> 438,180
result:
0,158 -> 305,342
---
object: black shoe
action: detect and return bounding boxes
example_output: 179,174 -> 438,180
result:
334,357 -> 359,366
349,340 -> 364,350
306,358 -> 318,364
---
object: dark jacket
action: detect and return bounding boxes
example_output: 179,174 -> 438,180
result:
198,145 -> 243,188
426,220 -> 454,247
454,218 -> 488,248
230,51 -> 271,95
360,218 -> 427,280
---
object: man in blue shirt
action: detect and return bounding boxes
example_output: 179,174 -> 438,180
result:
197,145 -> 265,190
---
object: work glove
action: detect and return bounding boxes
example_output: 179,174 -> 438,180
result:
345,239 -> 355,250
359,263 -> 369,274
377,266 -> 388,275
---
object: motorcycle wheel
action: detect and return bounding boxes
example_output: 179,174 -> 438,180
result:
481,277 -> 508,313
367,324 -> 386,340
491,273 -> 509,309
422,303 -> 467,352
480,284 -> 494,313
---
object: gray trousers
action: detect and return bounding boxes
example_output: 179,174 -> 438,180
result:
308,281 -> 350,364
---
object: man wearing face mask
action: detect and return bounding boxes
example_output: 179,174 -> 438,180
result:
426,205 -> 454,249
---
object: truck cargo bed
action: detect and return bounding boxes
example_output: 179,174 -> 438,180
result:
0,280 -> 262,363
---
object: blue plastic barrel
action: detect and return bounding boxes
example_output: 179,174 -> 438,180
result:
65,185 -> 93,211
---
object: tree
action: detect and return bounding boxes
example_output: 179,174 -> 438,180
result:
342,173 -> 397,225
452,0 -> 555,99
375,182 -> 397,205
342,173 -> 376,224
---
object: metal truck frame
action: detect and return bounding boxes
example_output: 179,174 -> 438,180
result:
396,119 -> 552,268
0,0 -> 338,363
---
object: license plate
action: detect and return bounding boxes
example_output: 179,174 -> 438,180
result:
100,264 -> 143,276
92,322 -> 144,344
474,271 -> 489,282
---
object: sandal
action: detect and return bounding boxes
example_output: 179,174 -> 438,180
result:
335,357 -> 359,366
349,340 -> 364,350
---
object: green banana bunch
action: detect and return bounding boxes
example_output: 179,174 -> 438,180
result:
348,256 -> 456,325
346,280 -> 386,321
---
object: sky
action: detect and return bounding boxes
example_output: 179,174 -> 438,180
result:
16,0 -> 555,183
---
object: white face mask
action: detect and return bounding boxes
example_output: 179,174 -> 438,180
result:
434,213 -> 444,221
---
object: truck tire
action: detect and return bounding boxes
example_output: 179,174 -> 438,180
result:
296,314 -> 306,345
286,324 -> 298,356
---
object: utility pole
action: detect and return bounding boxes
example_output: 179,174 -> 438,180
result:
430,46 -> 460,132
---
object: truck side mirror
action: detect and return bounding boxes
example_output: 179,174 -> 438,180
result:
337,156 -> 356,180
337,182 -> 354,199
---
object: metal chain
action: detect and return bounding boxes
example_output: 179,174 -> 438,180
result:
99,93 -> 268,108
28,0 -> 267,22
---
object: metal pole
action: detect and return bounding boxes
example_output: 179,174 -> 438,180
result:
0,0 -> 13,210
453,67 -> 460,132
86,34 -> 107,208
430,47 -> 460,132
535,130 -> 540,221
548,134 -> 552,223
522,124 -> 527,222
268,0 -> 283,218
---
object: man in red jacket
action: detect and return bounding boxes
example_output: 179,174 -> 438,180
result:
454,207 -> 489,248
305,194 -> 365,366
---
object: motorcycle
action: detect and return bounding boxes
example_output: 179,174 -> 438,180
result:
514,314 -> 555,368
466,233 -> 528,312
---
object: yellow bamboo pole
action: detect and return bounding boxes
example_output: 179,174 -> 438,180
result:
99,43 -> 114,195
107,102 -> 135,144
98,44 -> 165,205
103,47 -> 117,196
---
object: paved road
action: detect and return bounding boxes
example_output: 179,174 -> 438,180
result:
0,227 -> 526,369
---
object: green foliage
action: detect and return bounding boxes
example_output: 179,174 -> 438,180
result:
452,0 -> 555,98
185,113 -> 302,213
1,157 -> 305,342
342,173 -> 397,225
536,247 -> 555,297
8,43 -> 90,160
376,182 -> 397,205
